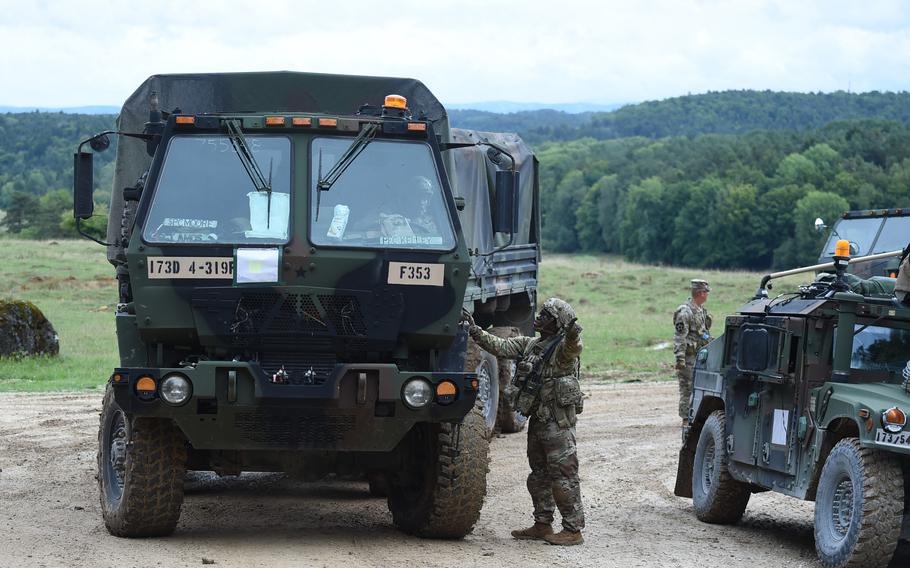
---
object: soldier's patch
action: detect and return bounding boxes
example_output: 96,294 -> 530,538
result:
675,322 -> 686,333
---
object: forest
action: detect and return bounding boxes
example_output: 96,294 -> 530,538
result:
2,90 -> 910,269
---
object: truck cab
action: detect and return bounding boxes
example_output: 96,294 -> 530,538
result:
74,72 -> 538,539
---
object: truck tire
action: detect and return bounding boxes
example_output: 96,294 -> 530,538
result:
489,326 -> 527,434
388,407 -> 490,538
814,438 -> 903,568
692,410 -> 750,524
97,386 -> 187,537
464,338 -> 499,434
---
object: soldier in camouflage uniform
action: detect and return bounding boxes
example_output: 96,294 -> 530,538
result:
895,242 -> 910,305
674,279 -> 713,422
460,298 -> 585,546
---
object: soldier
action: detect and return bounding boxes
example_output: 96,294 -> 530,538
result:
895,242 -> 910,305
460,298 -> 585,546
674,279 -> 713,423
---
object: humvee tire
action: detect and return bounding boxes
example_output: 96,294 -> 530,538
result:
814,438 -> 903,568
388,407 -> 489,538
98,386 -> 187,537
465,338 -> 499,433
489,326 -> 527,434
692,410 -> 751,524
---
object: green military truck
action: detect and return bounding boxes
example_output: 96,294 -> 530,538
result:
676,244 -> 910,568
816,209 -> 910,278
72,72 -> 540,537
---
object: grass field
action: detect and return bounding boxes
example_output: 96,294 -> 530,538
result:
0,240 -> 811,392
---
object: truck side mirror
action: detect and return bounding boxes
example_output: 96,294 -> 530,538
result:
493,170 -> 518,234
814,217 -> 826,233
73,152 -> 94,219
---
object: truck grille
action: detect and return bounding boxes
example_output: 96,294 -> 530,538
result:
233,412 -> 356,448
232,292 -> 366,337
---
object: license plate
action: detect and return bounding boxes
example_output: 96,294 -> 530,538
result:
874,428 -> 910,448
147,257 -> 234,279
387,262 -> 444,286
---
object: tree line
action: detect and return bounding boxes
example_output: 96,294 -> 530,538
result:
2,91 -> 910,270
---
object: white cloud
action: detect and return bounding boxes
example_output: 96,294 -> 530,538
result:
1,0 -> 908,107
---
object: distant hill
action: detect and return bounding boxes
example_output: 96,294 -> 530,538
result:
0,105 -> 120,114
450,90 -> 910,144
446,101 -> 626,114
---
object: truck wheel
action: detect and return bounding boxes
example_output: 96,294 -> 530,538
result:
388,407 -> 490,538
692,410 -> 750,523
814,438 -> 903,568
97,386 -> 187,537
489,326 -> 527,434
465,339 -> 499,434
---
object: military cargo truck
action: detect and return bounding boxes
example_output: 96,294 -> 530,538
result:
816,209 -> 910,278
675,242 -> 910,568
73,72 -> 540,537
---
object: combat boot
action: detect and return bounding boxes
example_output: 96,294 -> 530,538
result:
544,529 -> 584,546
510,522 -> 554,540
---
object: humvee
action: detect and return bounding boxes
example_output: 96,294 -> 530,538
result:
72,72 -> 540,537
676,241 -> 910,568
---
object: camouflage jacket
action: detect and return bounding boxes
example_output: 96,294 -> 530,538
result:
673,298 -> 712,361
896,254 -> 910,295
469,326 -> 583,422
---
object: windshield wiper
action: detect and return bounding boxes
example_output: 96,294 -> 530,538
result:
225,120 -> 271,193
225,119 -> 274,226
317,122 -> 378,192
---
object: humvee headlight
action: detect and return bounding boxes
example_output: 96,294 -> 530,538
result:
160,374 -> 192,406
882,407 -> 907,433
402,378 -> 433,409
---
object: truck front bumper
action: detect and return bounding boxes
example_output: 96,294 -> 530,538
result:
109,362 -> 477,452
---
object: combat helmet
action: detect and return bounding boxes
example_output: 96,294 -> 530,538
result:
540,297 -> 576,331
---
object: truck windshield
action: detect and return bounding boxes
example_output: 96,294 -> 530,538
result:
871,216 -> 910,253
143,135 -> 292,244
823,217 -> 882,256
309,138 -> 455,250
851,324 -> 910,375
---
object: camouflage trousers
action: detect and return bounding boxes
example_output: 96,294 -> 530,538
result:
527,416 -> 585,532
677,355 -> 696,419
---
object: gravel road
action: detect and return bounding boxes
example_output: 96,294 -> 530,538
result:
2,382 -> 908,568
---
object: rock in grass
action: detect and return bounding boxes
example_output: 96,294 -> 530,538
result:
0,300 -> 59,357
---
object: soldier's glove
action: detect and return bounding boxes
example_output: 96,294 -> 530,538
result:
459,310 -> 475,328
675,358 -> 687,371
568,321 -> 583,337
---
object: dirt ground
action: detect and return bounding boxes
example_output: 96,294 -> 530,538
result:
2,382 -> 909,568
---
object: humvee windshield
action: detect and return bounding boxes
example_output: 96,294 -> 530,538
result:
823,217 -> 881,256
309,138 -> 455,251
143,135 -> 292,244
851,324 -> 910,375
872,216 -> 910,253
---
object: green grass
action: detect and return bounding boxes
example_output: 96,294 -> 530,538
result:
540,254 -> 808,380
0,240 -> 812,391
0,239 -> 116,391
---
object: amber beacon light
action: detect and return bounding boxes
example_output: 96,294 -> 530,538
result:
384,94 -> 408,109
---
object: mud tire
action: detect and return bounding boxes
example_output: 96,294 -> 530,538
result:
97,386 -> 187,537
813,438 -> 903,568
464,338 -> 499,434
489,326 -> 527,434
388,407 -> 490,538
692,410 -> 750,524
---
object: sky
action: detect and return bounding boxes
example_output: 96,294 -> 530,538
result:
1,0 -> 909,108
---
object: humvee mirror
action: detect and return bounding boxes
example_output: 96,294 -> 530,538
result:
73,152 -> 94,219
89,133 -> 111,152
814,217 -> 825,232
493,170 -> 517,234
849,241 -> 859,256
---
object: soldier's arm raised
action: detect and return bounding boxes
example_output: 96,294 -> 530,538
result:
554,320 -> 583,367
469,326 -> 531,358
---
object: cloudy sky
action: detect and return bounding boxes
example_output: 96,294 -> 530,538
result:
2,0 -> 909,108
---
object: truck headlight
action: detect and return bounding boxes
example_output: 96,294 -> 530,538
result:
160,374 -> 192,405
882,407 -> 907,433
402,378 -> 433,409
